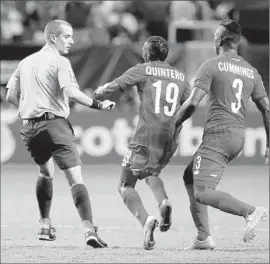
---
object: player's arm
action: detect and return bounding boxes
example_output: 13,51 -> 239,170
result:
175,87 -> 207,127
176,59 -> 213,127
94,64 -> 144,98
254,97 -> 269,148
251,72 -> 269,164
58,57 -> 115,110
94,81 -> 120,98
180,81 -> 191,105
6,66 -> 21,107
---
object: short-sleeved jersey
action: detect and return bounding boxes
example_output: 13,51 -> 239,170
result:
6,45 -> 79,119
115,61 -> 189,146
194,51 -> 267,137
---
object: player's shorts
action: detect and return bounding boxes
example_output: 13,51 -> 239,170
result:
20,116 -> 81,170
191,133 -> 244,188
121,138 -> 178,180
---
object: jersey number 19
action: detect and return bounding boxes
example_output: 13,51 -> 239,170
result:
153,80 -> 179,117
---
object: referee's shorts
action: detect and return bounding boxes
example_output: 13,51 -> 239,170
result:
20,113 -> 81,170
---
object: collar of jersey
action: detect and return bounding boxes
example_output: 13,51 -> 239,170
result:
223,50 -> 241,61
41,44 -> 60,55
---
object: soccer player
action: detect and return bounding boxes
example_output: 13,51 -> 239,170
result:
5,20 -> 115,248
94,36 -> 190,249
175,19 -> 269,250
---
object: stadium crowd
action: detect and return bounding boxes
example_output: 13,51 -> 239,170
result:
1,0 -> 242,45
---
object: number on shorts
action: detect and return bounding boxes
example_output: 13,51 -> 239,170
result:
231,78 -> 243,113
195,155 -> 202,170
122,150 -> 132,166
153,80 -> 179,117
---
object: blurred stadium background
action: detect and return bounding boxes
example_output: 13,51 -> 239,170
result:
1,1 -> 269,263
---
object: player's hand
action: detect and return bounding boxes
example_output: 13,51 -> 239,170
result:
94,86 -> 105,97
264,147 -> 269,165
100,100 -> 115,110
94,83 -> 111,97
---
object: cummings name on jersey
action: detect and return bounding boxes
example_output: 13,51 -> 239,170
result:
218,62 -> 254,79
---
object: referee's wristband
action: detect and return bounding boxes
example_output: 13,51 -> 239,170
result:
90,99 -> 102,110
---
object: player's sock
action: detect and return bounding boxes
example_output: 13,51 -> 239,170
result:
36,176 -> 53,219
146,176 -> 168,206
71,184 -> 93,224
120,187 -> 149,227
185,184 -> 211,241
195,186 -> 255,218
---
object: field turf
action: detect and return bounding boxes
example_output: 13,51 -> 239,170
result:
1,165 -> 269,263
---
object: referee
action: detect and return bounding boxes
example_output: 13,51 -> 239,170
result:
6,20 -> 114,248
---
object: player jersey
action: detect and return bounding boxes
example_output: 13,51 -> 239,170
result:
6,45 -> 79,119
115,61 -> 190,146
194,51 -> 267,137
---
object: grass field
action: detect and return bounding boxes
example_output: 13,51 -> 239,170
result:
1,164 -> 269,263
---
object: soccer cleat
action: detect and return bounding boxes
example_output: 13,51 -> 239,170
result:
37,225 -> 56,241
85,226 -> 108,248
159,199 -> 172,232
142,216 -> 159,250
243,206 -> 268,243
184,236 -> 216,250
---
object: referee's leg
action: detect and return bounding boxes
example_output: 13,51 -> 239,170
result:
52,118 -> 107,248
36,158 -> 56,241
20,124 -> 56,241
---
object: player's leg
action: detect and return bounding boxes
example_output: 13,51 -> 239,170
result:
145,141 -> 177,232
145,175 -> 171,232
51,118 -> 107,248
118,167 -> 148,226
183,159 -> 214,250
193,137 -> 267,242
119,147 -> 158,250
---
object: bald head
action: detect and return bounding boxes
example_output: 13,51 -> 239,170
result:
44,20 -> 72,43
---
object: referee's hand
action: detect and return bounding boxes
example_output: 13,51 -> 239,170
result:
265,147 -> 269,165
100,100 -> 116,110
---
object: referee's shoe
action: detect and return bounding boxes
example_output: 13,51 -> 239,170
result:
37,225 -> 56,241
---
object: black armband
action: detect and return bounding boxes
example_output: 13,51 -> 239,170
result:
90,99 -> 102,110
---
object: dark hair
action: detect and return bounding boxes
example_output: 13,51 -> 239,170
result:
219,19 -> 242,44
146,36 -> 169,61
220,19 -> 242,35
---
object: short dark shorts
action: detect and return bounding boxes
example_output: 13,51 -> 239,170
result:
191,133 -> 244,188
20,117 -> 81,170
121,139 -> 178,179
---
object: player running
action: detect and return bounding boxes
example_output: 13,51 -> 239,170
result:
175,19 -> 269,250
94,36 -> 190,250
6,20 -> 115,248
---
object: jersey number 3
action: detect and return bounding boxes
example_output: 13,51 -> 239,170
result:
231,78 -> 243,113
153,80 -> 179,117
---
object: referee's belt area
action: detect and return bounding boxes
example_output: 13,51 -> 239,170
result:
22,112 -> 62,124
